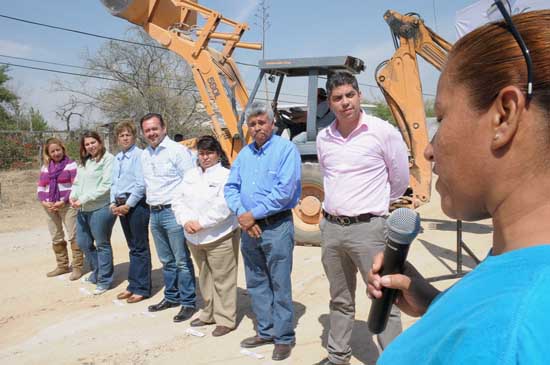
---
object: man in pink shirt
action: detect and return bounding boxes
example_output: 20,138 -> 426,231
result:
314,72 -> 409,365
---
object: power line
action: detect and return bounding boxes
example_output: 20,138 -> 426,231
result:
0,61 -> 304,104
0,13 -> 165,49
0,61 -> 194,92
0,54 -> 307,99
0,53 -> 192,87
0,13 -> 258,69
0,14 -> 437,98
0,61 -> 119,82
0,54 -> 96,72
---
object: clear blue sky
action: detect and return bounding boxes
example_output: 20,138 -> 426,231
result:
0,0 -> 476,129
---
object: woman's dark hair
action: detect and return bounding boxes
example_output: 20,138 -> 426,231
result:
448,10 -> 550,114
79,131 -> 106,166
196,135 -> 230,168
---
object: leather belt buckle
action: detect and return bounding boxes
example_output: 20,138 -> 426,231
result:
150,204 -> 166,212
336,216 -> 352,226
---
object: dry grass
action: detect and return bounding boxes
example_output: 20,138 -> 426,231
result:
0,169 -> 44,233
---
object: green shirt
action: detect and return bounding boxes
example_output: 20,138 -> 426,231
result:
70,152 -> 114,212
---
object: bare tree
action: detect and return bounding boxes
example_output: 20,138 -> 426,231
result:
54,28 -> 207,137
55,96 -> 83,132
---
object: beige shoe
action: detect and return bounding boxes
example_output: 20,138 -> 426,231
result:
69,267 -> 83,281
47,242 -> 70,277
70,240 -> 84,267
47,266 -> 71,277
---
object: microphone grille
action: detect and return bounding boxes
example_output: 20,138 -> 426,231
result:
387,208 -> 421,245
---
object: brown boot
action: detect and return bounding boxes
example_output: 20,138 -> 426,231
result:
69,240 -> 84,281
47,241 -> 70,277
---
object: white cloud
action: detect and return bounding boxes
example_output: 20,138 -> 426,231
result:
0,39 -> 32,57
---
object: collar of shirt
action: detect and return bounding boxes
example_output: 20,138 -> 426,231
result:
327,111 -> 369,142
118,144 -> 136,161
249,134 -> 274,155
146,136 -> 171,154
198,162 -> 223,177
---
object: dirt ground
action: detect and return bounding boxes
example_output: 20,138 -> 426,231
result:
0,169 -> 493,365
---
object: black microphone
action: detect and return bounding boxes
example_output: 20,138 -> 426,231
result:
367,208 -> 421,334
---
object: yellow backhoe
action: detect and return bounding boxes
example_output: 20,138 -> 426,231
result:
99,0 -> 451,245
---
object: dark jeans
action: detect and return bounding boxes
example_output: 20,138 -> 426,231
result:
240,216 -> 295,344
76,205 -> 116,289
150,208 -> 196,307
119,202 -> 152,297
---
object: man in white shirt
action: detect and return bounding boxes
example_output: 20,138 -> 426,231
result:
140,112 -> 196,323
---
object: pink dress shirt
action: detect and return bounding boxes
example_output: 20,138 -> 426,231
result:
316,112 -> 409,217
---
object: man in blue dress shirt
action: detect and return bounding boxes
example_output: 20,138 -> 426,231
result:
110,121 -> 151,304
225,101 -> 301,361
140,113 -> 197,323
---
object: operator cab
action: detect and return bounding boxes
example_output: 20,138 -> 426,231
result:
239,56 -> 365,157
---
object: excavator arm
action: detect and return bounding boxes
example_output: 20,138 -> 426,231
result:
376,10 -> 452,207
100,0 -> 262,161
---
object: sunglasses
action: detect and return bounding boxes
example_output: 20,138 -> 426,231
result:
492,0 -> 533,103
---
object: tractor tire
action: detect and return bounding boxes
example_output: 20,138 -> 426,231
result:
293,162 -> 323,246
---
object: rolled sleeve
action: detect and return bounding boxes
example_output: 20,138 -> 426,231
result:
385,128 -> 410,202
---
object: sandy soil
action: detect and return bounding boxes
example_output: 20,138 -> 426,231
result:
0,170 -> 493,365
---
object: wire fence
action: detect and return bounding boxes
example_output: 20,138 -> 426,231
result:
0,129 -> 112,171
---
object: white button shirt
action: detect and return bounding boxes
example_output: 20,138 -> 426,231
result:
172,163 -> 238,245
141,136 -> 194,205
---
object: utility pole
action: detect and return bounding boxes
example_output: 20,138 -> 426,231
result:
255,0 -> 271,102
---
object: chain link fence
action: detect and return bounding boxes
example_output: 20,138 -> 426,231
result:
0,129 -> 112,171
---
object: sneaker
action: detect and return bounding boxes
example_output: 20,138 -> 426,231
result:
84,274 -> 97,284
93,286 -> 108,295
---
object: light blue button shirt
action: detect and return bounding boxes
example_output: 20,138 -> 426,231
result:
141,136 -> 194,205
224,134 -> 302,219
110,144 -> 145,208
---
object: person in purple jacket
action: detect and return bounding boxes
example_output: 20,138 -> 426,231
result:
37,137 -> 83,280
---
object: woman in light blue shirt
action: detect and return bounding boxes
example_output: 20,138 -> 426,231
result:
110,121 -> 151,303
70,131 -> 115,295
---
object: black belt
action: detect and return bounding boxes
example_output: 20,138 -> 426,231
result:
150,204 -> 171,212
257,210 -> 292,227
323,210 -> 377,226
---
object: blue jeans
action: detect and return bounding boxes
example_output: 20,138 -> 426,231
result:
76,205 -> 116,289
119,202 -> 152,297
150,208 -> 196,307
240,216 -> 295,344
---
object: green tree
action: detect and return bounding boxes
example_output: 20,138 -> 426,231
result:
27,107 -> 48,131
0,65 -> 20,130
366,98 -> 436,125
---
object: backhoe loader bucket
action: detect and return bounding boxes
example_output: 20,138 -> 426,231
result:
100,0 -> 196,28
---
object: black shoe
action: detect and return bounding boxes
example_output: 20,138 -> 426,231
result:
173,306 -> 196,322
272,343 -> 294,361
240,335 -> 274,348
314,358 -> 348,365
148,299 -> 179,312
